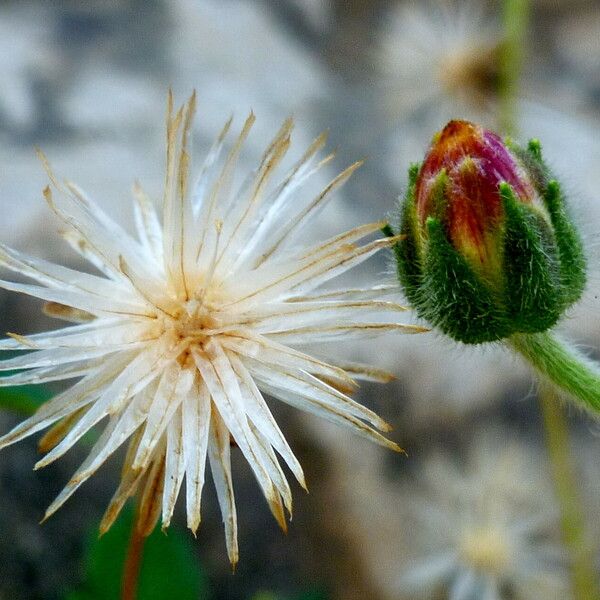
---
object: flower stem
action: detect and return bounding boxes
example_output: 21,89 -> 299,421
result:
499,0 -> 530,135
510,332 -> 600,598
538,384 -> 600,600
498,4 -> 597,596
121,518 -> 146,600
509,331 -> 600,414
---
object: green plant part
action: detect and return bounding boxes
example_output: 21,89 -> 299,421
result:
388,120 -> 600,416
392,120 -> 585,344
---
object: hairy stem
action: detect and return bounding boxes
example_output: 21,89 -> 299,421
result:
538,384 -> 600,600
510,331 -> 600,414
510,331 -> 600,599
499,4 -> 597,597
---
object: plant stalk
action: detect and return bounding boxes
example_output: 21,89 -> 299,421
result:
510,332 -> 600,599
121,518 -> 146,600
499,4 -> 598,597
538,384 -> 600,600
499,0 -> 530,135
510,331 -> 600,414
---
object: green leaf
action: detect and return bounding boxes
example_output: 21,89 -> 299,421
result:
0,384 -> 52,415
250,593 -> 278,600
250,588 -> 328,600
64,506 -> 210,600
295,589 -> 328,600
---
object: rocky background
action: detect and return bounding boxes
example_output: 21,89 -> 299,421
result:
0,1 -> 599,599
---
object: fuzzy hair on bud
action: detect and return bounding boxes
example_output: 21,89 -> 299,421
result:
390,120 -> 586,344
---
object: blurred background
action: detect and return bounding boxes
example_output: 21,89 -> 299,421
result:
0,0 -> 599,599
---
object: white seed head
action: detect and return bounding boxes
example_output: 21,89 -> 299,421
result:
0,92 -> 421,564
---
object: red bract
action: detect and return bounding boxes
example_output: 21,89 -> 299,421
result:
415,120 -> 536,274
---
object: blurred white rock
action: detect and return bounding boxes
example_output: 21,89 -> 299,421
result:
0,0 -> 346,264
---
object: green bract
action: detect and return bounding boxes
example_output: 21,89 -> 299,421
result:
390,121 -> 586,344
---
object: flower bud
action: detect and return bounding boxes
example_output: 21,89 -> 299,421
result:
393,120 -> 586,344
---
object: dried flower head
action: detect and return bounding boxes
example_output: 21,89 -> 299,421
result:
0,92 -> 424,564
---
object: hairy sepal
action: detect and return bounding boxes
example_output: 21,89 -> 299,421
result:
501,182 -> 562,333
394,165 -> 423,307
420,217 -> 509,344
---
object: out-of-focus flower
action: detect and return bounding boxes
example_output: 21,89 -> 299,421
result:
379,0 -> 504,126
0,92 -> 425,564
400,436 -> 568,600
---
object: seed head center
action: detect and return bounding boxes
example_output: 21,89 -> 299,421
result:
459,526 -> 511,575
160,298 -> 222,347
